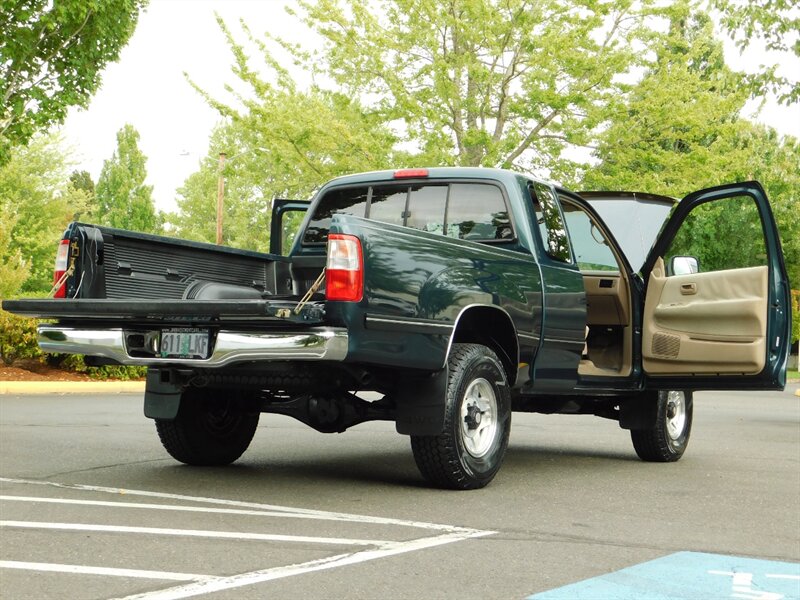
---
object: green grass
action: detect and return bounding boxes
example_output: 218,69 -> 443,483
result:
788,369 -> 800,381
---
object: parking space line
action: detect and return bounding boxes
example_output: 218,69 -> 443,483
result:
0,495 -> 352,520
0,560 -> 212,582
0,495 -> 340,521
114,529 -> 494,600
0,477 -> 472,532
0,477 -> 496,599
0,520 -> 391,546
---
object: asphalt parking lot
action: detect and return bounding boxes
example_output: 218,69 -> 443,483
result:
1,385 -> 798,599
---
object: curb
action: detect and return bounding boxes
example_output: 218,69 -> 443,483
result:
0,381 -> 145,395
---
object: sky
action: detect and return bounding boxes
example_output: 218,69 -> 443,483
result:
59,0 -> 800,213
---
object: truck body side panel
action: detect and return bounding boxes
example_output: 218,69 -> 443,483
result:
327,214 -> 543,378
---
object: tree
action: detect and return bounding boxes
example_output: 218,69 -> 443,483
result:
0,212 -> 29,298
282,0 -> 661,174
94,124 -> 159,233
173,16 -> 400,250
580,10 -> 799,287
69,169 -> 95,197
0,0 -> 148,164
0,133 -> 91,295
711,0 -> 799,104
579,9 -> 749,193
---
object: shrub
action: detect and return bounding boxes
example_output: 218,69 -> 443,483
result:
0,307 -> 43,365
1,303 -> 145,379
60,354 -> 146,380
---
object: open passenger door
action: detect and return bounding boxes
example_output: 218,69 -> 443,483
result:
270,199 -> 310,255
641,182 -> 791,389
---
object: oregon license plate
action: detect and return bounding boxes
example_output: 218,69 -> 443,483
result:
160,328 -> 210,359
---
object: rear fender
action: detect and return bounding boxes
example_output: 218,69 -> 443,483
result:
447,304 -> 519,385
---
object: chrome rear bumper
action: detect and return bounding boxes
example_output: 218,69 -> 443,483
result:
38,326 -> 348,367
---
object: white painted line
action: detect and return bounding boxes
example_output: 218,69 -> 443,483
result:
0,521 -> 390,547
0,495 -> 354,521
1,477 -> 496,600
0,477 -> 476,533
113,529 -> 494,600
766,573 -> 800,580
0,560 -> 211,582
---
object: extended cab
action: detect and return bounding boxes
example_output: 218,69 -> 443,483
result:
3,168 -> 791,489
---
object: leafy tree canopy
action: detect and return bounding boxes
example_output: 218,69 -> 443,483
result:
285,0 -> 662,173
94,124 -> 160,233
69,169 -> 95,196
711,0 -> 799,104
0,0 -> 149,164
0,133 -> 91,296
581,9 -> 799,286
171,16 -> 400,250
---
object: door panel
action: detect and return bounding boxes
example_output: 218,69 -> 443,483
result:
641,182 -> 790,388
643,259 -> 768,374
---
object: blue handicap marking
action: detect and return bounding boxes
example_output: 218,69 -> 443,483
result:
527,551 -> 800,600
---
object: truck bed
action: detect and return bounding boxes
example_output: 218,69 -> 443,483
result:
58,223 -> 295,300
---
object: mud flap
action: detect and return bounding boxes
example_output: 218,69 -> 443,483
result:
394,368 -> 448,435
143,368 -> 182,420
618,391 -> 659,430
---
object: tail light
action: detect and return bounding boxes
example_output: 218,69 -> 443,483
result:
325,234 -> 363,302
52,239 -> 71,298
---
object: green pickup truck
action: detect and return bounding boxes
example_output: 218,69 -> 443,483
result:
3,167 -> 791,489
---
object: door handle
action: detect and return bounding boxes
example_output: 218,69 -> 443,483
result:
680,283 -> 697,295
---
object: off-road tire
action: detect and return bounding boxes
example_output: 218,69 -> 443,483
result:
411,343 -> 511,489
155,387 -> 259,466
631,390 -> 693,462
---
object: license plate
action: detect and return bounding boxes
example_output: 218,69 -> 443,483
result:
160,328 -> 210,359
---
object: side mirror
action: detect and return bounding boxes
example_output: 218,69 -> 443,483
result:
669,255 -> 699,276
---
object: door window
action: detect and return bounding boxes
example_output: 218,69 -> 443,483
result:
665,195 -> 767,275
561,202 -> 620,271
530,182 -> 572,263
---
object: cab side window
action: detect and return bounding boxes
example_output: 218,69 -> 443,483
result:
665,195 -> 767,275
530,182 -> 572,262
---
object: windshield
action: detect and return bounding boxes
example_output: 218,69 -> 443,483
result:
583,196 -> 673,272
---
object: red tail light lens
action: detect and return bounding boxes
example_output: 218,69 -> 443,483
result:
326,234 -> 363,302
52,239 -> 70,298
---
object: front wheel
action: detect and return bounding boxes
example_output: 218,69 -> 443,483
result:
630,390 -> 693,462
411,343 -> 511,490
155,387 -> 259,466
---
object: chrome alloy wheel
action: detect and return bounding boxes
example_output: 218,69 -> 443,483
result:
460,377 -> 498,458
665,390 -> 687,441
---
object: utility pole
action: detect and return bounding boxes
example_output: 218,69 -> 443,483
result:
216,152 -> 226,245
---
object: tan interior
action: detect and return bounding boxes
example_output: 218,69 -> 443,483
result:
642,258 -> 768,375
579,272 -> 633,377
584,273 -> 629,326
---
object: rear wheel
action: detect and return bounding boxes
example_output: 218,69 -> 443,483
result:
411,343 -> 511,489
630,390 -> 693,462
155,387 -> 259,466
